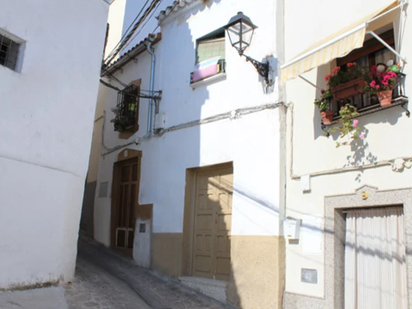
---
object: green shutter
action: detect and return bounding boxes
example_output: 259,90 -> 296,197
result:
196,37 -> 225,64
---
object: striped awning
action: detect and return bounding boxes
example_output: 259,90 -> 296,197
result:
281,1 -> 399,84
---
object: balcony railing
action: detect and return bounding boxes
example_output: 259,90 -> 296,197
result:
324,73 -> 409,125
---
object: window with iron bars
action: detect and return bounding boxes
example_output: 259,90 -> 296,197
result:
0,33 -> 20,71
111,85 -> 140,133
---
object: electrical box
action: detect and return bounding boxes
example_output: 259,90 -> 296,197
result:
283,218 -> 302,240
301,174 -> 311,192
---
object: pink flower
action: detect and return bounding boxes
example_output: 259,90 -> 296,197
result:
325,74 -> 331,82
332,66 -> 341,75
359,133 -> 365,139
353,119 -> 359,127
369,80 -> 376,87
376,85 -> 380,89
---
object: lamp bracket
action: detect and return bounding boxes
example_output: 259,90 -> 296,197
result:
244,55 -> 271,85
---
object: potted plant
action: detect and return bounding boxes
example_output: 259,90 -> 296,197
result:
326,63 -> 366,100
364,63 -> 399,107
111,107 -> 136,132
314,89 -> 334,124
328,104 -> 365,147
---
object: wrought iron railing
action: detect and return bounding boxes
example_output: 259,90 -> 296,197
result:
330,73 -> 407,118
111,85 -> 139,132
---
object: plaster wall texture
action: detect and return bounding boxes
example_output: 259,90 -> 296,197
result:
284,0 -> 412,301
94,0 -> 283,247
0,0 -> 108,289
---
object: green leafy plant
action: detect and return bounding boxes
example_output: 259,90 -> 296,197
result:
314,89 -> 333,111
328,104 -> 365,147
325,62 -> 366,88
110,107 -> 136,132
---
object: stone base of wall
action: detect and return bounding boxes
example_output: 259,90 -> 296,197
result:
151,233 -> 183,277
227,235 -> 285,309
151,233 -> 285,309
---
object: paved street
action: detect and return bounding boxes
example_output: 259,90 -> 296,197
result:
0,236 -> 232,309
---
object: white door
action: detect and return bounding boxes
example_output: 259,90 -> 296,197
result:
344,207 -> 407,309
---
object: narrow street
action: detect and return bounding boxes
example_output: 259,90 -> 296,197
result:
66,235 -> 234,309
0,236 -> 232,309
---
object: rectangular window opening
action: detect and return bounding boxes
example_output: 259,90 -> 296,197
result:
112,85 -> 140,133
0,33 -> 21,71
191,28 -> 226,84
326,25 -> 407,121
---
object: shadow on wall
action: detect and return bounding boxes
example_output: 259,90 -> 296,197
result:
197,174 -> 282,308
148,1 -> 239,306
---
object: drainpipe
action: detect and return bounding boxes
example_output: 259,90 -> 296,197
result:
145,38 -> 156,138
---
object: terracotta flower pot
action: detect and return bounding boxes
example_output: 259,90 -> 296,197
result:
331,77 -> 365,100
320,110 -> 334,124
377,90 -> 393,107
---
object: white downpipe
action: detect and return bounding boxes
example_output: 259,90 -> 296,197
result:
145,39 -> 156,138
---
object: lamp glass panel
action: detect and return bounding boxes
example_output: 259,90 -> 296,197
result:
228,26 -> 240,46
242,28 -> 254,47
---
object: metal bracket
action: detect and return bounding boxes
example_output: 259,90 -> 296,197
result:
299,75 -> 324,90
244,55 -> 271,85
321,122 -> 330,137
366,31 -> 407,64
401,102 -> 410,117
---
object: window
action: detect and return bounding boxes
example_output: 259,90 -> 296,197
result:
112,84 -> 140,133
196,31 -> 225,64
0,33 -> 21,71
327,27 -> 406,120
190,29 -> 226,84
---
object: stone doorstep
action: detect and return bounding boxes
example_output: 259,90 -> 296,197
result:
179,276 -> 228,303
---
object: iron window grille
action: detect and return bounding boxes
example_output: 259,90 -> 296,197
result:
111,85 -> 139,132
0,33 -> 20,71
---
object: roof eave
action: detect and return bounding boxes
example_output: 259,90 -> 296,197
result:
102,33 -> 162,76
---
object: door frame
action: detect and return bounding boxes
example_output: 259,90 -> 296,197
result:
181,162 -> 233,277
323,185 -> 411,309
110,148 -> 142,257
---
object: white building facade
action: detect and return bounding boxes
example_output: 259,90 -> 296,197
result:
92,0 -> 286,307
0,0 -> 108,290
282,0 -> 412,308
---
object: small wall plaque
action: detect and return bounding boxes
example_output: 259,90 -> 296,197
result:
301,268 -> 317,284
98,182 -> 109,198
139,223 -> 146,233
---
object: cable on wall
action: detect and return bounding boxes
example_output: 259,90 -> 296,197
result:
104,0 -> 151,61
101,102 -> 285,157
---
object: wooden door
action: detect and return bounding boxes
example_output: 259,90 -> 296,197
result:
113,158 -> 139,257
192,166 -> 233,281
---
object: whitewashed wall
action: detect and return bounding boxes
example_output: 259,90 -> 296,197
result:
94,0 -> 284,246
284,0 -> 412,299
0,0 -> 108,289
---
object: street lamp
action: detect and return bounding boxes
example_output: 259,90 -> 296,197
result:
225,12 -> 271,85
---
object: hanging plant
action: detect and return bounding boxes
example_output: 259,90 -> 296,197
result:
110,107 -> 136,132
328,104 -> 365,147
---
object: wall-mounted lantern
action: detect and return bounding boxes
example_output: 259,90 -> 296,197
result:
225,12 -> 271,85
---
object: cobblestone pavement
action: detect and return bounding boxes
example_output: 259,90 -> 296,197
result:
65,236 -> 234,309
0,236 -> 234,309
